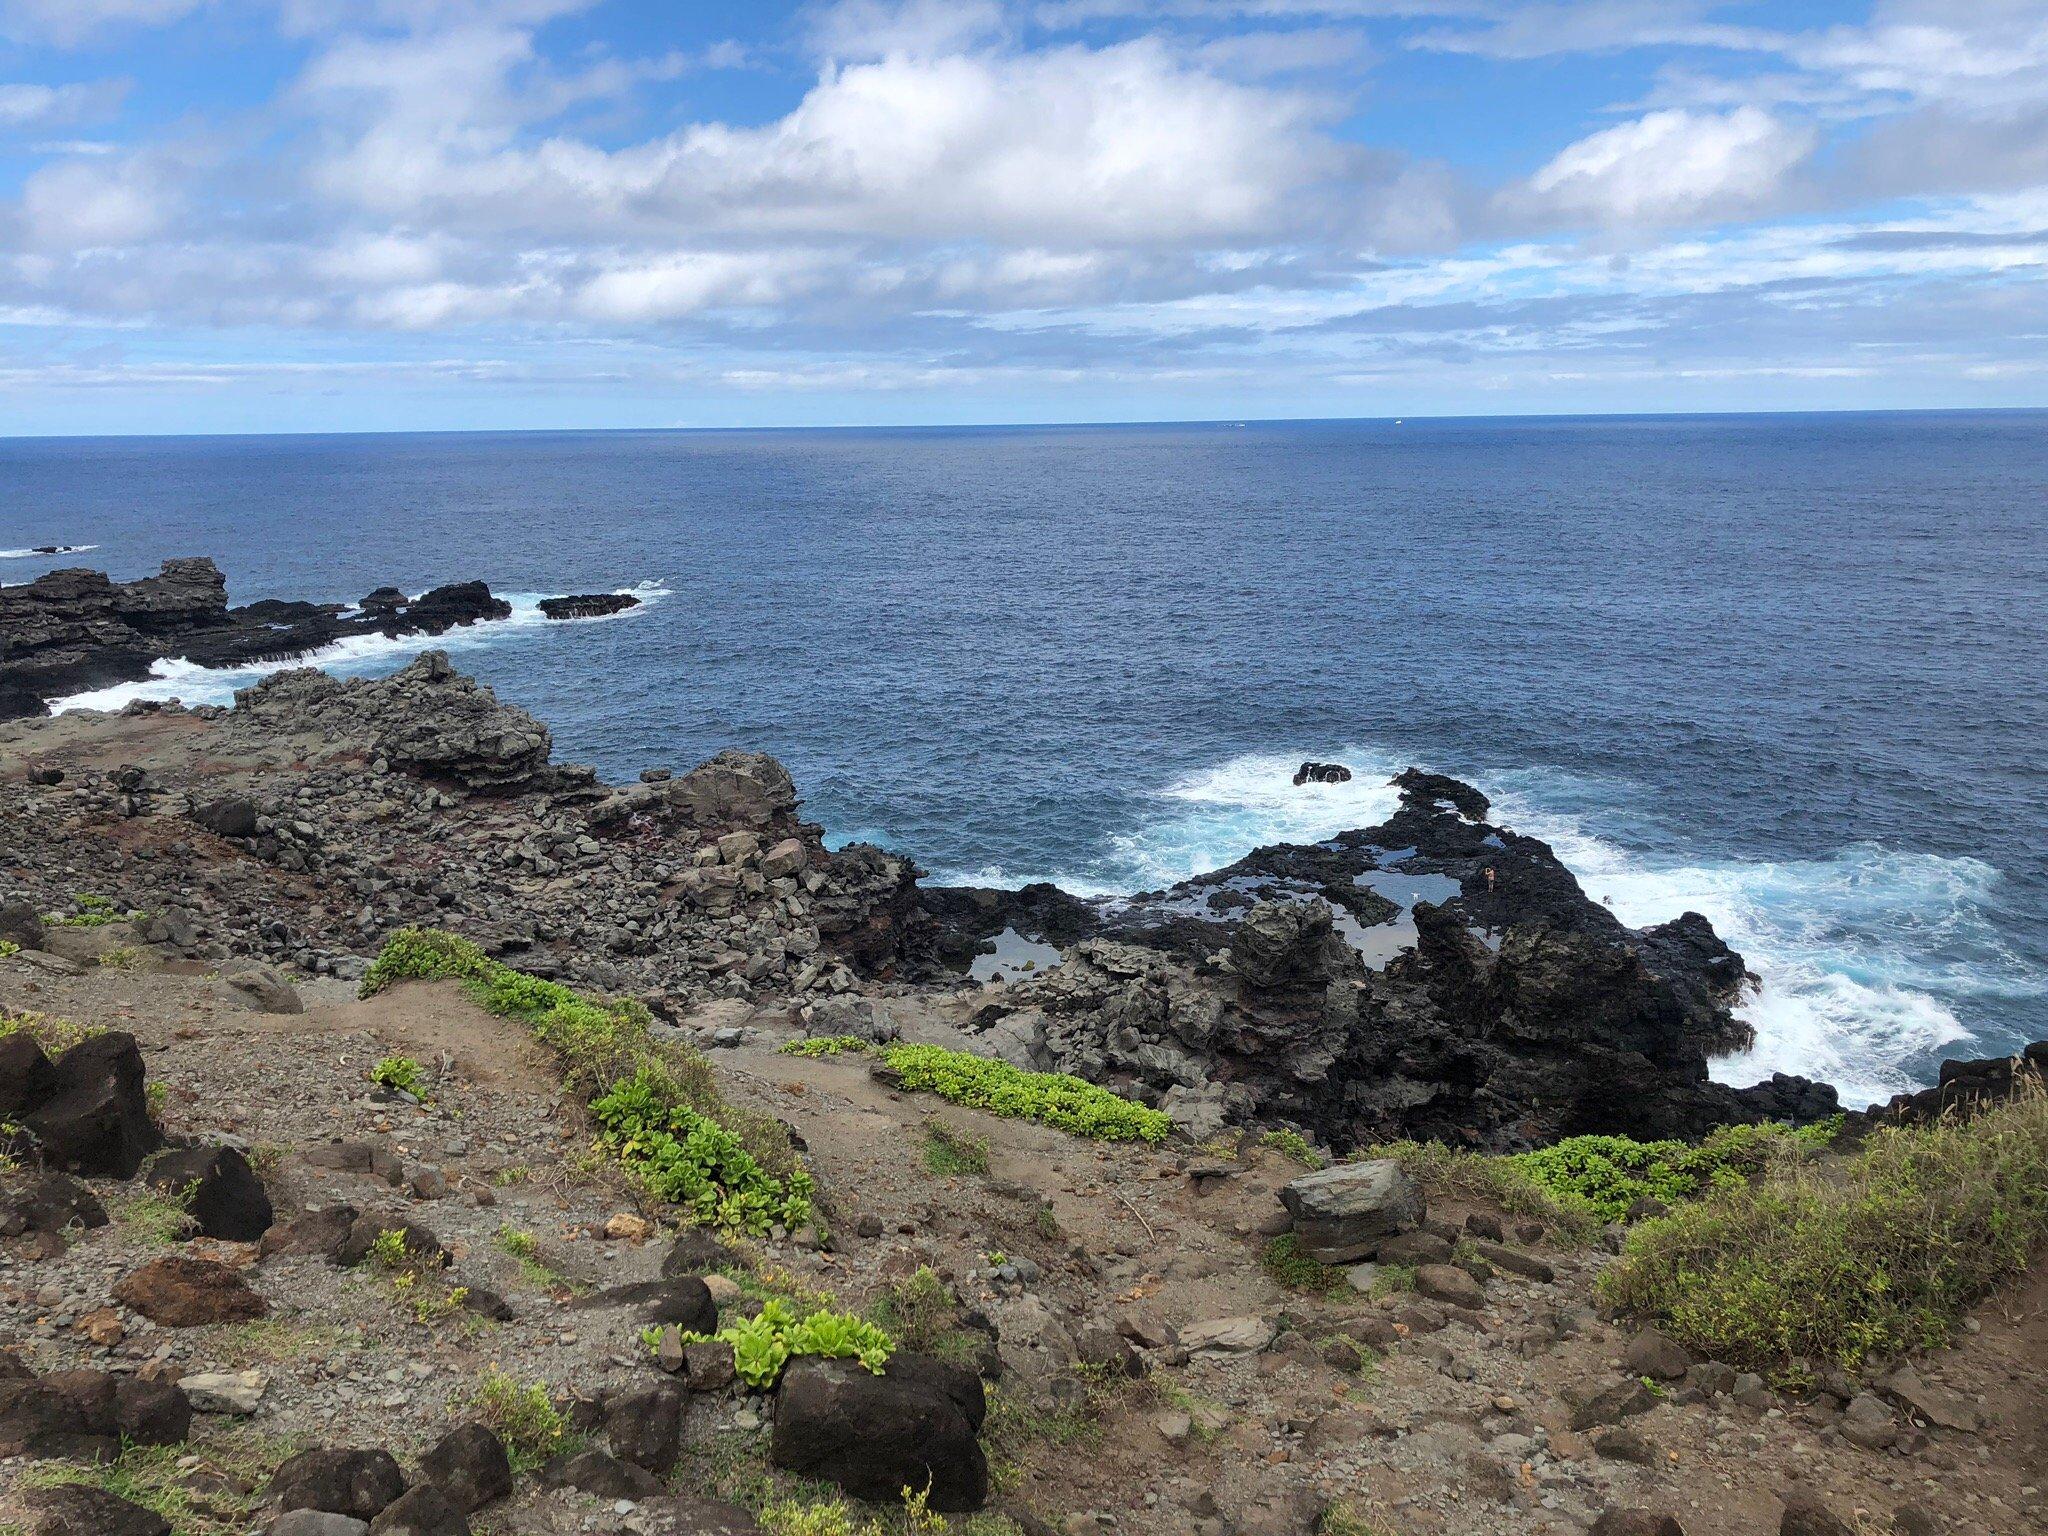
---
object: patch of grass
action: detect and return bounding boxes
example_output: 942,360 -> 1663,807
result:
921,1119 -> 990,1177
0,938 -> 19,959
1601,1080 -> 2048,1379
0,1010 -> 104,1056
97,946 -> 143,969
1319,1501 -> 1393,1536
981,1382 -> 1102,1495
865,1266 -> 986,1368
669,1299 -> 893,1388
370,1054 -> 430,1101
112,1183 -> 196,1246
878,1043 -> 1170,1143
213,1317 -> 350,1365
50,894 -> 142,929
493,1224 -> 576,1292
1260,1128 -> 1325,1168
1034,1202 -> 1062,1241
1368,1262 -> 1416,1298
18,1432 -> 291,1536
470,1368 -> 571,1473
362,929 -> 805,1233
1260,1233 -> 1351,1296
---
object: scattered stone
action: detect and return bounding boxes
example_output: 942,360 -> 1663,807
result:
1622,1328 -> 1691,1381
17,1031 -> 163,1177
260,1204 -> 360,1262
542,1448 -> 666,1500
1589,1514 -> 1684,1536
1570,1378 -> 1658,1432
1412,1263 -> 1485,1309
179,1369 -> 268,1415
1178,1316 -> 1274,1355
1779,1491 -> 1852,1536
1840,1393 -> 1899,1450
605,1381 -> 685,1473
366,1485 -> 470,1536
0,1171 -> 109,1236
225,966 -> 304,1014
1593,1428 -> 1660,1465
1878,1361 -> 1982,1433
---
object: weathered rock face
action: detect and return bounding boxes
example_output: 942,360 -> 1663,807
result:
933,770 -> 1837,1151
112,1254 -> 267,1326
771,1354 -> 989,1511
228,652 -> 563,794
1858,1041 -> 2048,1127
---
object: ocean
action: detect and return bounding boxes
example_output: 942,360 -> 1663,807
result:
5,412 -> 2044,1106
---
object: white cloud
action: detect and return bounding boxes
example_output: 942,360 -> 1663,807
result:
0,0 -> 206,46
19,155 -> 173,247
1521,106 -> 1816,227
0,80 -> 126,129
303,38 -> 1346,248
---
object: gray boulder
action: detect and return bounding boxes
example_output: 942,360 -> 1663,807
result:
1277,1158 -> 1424,1262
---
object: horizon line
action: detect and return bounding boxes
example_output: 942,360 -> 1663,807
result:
5,402 -> 2047,445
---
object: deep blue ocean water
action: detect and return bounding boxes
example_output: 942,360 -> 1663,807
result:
5,412 -> 2044,1105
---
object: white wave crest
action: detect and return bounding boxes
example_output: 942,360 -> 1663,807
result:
1045,748 -> 1409,896
50,579 -> 668,714
1,544 -> 98,559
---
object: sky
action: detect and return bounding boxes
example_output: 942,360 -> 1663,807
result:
1,0 -> 2046,434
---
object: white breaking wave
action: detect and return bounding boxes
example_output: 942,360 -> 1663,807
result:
1018,748 -> 1412,897
50,580 -> 668,715
1,544 -> 98,558
1000,746 -> 2019,1108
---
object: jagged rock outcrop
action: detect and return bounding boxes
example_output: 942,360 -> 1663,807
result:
937,770 -> 1836,1151
226,653 -> 565,794
1857,1041 -> 2048,1127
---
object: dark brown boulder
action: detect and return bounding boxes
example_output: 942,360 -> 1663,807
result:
772,1353 -> 988,1511
21,1485 -> 171,1536
416,1423 -> 511,1514
145,1145 -> 273,1241
19,1032 -> 162,1177
269,1447 -> 408,1521
112,1255 -> 266,1326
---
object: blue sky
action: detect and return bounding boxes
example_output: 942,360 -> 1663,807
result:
2,0 -> 2046,434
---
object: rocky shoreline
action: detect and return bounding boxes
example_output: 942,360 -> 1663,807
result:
0,557 -> 640,721
3,560 -> 2045,1536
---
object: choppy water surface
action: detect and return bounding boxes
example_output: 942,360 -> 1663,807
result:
5,412 -> 2044,1104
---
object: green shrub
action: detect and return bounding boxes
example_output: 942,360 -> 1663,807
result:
592,1067 -> 814,1235
1260,1128 -> 1324,1168
1260,1233 -> 1350,1296
878,1044 -> 1170,1143
370,1055 -> 429,1100
1507,1121 -> 1834,1222
1601,1082 -> 2048,1377
869,1266 -> 961,1354
0,939 -> 18,959
670,1299 -> 894,1388
777,1035 -> 872,1057
361,930 -> 805,1228
470,1368 -> 570,1471
922,1120 -> 990,1177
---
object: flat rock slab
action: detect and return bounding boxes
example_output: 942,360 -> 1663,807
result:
1179,1316 -> 1275,1354
1278,1159 -> 1424,1263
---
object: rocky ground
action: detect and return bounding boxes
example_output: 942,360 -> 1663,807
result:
0,940 -> 2040,1536
0,636 -> 2043,1536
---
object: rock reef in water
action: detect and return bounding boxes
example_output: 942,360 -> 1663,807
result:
0,558 -> 645,721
